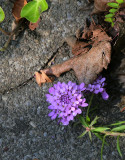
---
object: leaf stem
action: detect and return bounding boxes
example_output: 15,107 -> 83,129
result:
91,127 -> 125,136
86,93 -> 94,121
101,135 -> 106,160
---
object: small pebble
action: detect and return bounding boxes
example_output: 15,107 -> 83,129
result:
29,121 -> 36,128
37,107 -> 41,115
43,132 -> 47,137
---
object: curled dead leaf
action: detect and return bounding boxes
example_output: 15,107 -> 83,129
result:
42,41 -> 111,85
12,0 -> 27,21
65,36 -> 92,56
29,18 -> 40,31
35,71 -> 53,86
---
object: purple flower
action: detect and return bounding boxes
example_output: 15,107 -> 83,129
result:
46,81 -> 88,125
87,76 -> 109,100
101,90 -> 109,100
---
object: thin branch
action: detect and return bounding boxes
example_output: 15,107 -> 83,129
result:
0,19 -> 25,51
0,27 -> 11,35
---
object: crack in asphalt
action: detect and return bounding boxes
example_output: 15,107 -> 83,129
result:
1,44 -> 65,95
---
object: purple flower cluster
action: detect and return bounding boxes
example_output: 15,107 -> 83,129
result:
46,81 -> 88,125
87,76 -> 109,100
46,76 -> 109,125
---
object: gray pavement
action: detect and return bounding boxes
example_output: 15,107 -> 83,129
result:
0,0 -> 125,160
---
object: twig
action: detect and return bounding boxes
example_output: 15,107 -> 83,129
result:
0,19 -> 25,51
0,27 -> 10,35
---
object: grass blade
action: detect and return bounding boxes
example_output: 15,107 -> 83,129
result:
111,125 -> 125,132
92,127 -> 110,132
78,116 -> 88,127
117,136 -> 122,158
110,121 -> 125,126
101,135 -> 106,160
90,116 -> 99,127
88,131 -> 92,141
78,131 -> 87,138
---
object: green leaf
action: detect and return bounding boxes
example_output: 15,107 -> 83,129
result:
110,121 -> 125,126
39,0 -> 48,12
116,0 -> 124,4
90,116 -> 99,127
101,135 -> 106,160
0,7 -> 5,22
107,2 -> 119,8
88,131 -> 92,141
111,22 -> 115,27
78,116 -> 88,127
86,115 -> 90,123
21,0 -> 48,23
117,136 -> 122,158
109,8 -> 118,13
104,18 -> 113,23
105,13 -> 114,18
78,130 -> 87,138
92,127 -> 110,132
111,125 -> 125,132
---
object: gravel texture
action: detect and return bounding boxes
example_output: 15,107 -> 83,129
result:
0,0 -> 125,160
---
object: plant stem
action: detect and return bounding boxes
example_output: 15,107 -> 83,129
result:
101,130 -> 125,137
101,135 -> 106,160
86,93 -> 94,121
0,19 -> 25,51
91,127 -> 125,137
0,27 -> 10,35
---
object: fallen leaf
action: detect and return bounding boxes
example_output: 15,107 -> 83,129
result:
121,106 -> 125,112
35,71 -> 53,86
35,23 -> 112,86
12,0 -> 27,21
116,96 -> 125,112
29,18 -> 40,31
65,36 -> 91,56
42,41 -> 111,84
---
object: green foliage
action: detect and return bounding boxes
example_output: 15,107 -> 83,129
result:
105,13 -> 114,18
116,0 -> 124,4
117,136 -> 122,158
111,125 -> 125,132
107,2 -> 119,8
101,135 -> 106,160
78,130 -> 87,138
110,121 -> 125,126
109,8 -> 118,13
78,94 -> 125,160
105,0 -> 125,27
21,0 -> 48,23
0,6 -> 5,22
92,127 -> 110,132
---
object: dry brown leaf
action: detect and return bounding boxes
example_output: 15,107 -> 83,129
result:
29,18 -> 40,31
35,23 -> 112,86
42,41 -> 111,85
35,71 -> 53,86
12,0 -> 27,21
65,36 -> 91,56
